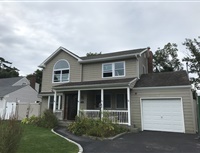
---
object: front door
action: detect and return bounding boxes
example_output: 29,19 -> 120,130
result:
67,94 -> 78,120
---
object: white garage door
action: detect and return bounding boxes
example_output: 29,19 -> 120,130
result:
141,99 -> 185,133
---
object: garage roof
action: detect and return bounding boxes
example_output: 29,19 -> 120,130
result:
135,71 -> 190,87
0,77 -> 25,97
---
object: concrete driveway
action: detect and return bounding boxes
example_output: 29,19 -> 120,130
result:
55,127 -> 200,153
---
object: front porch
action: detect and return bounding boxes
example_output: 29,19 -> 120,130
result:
53,88 -> 131,126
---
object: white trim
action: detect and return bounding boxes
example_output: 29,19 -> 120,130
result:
139,48 -> 148,56
136,58 -> 140,79
54,83 -> 130,91
39,46 -> 81,68
127,87 -> 131,126
48,96 -> 50,109
134,85 -> 191,90
102,61 -> 125,78
140,97 -> 185,133
128,78 -> 138,86
79,53 -> 139,64
101,89 -> 104,119
52,59 -> 70,83
51,129 -> 83,153
77,90 -> 81,116
53,90 -> 57,113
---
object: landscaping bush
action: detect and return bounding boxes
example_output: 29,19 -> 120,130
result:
0,117 -> 23,153
39,109 -> 58,128
68,116 -> 128,138
21,109 -> 58,129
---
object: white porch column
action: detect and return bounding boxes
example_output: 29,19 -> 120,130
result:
101,89 -> 104,119
127,87 -> 131,126
77,90 -> 81,116
53,90 -> 57,113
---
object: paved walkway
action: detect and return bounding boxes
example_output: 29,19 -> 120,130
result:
54,127 -> 200,153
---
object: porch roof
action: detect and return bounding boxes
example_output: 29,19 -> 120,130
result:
53,77 -> 137,90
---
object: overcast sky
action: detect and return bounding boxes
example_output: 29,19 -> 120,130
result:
0,1 -> 200,76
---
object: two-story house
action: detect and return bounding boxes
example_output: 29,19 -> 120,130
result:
39,46 -> 197,134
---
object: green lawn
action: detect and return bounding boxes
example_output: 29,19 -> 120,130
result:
17,124 -> 78,153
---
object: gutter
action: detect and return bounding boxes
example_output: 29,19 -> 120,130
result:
53,82 -> 129,91
134,85 -> 191,90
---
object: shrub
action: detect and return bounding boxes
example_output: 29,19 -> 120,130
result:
68,116 -> 128,138
39,109 -> 58,128
0,117 -> 23,153
21,109 -> 58,129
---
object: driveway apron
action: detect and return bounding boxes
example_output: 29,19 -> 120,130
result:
54,127 -> 200,153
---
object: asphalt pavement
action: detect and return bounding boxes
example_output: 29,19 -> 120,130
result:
54,126 -> 200,153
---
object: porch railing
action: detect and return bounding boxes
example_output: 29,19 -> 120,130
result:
79,110 -> 128,125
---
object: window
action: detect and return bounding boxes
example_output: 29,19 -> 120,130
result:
53,60 -> 69,82
116,94 -> 127,109
103,62 -> 125,78
48,95 -> 62,110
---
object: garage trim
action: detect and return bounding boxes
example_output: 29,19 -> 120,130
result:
140,97 -> 185,133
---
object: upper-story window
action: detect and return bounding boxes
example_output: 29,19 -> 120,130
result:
53,60 -> 70,83
103,61 -> 125,78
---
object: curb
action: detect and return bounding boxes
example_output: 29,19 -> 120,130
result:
51,129 -> 83,153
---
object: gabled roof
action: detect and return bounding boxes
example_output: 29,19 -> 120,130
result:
79,48 -> 148,63
0,77 -> 25,97
38,46 -> 82,68
39,46 -> 148,67
53,77 -> 137,90
135,71 -> 190,88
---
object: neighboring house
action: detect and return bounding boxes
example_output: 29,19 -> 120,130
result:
0,77 -> 41,118
39,46 -> 197,134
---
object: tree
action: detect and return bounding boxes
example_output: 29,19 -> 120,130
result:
182,37 -> 200,87
153,43 -> 183,72
0,57 -> 19,78
86,52 -> 101,57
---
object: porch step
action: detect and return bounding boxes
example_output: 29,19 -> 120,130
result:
58,120 -> 74,127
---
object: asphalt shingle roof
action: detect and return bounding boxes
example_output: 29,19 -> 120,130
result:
80,48 -> 147,60
135,71 -> 190,88
0,77 -> 24,97
54,77 -> 136,88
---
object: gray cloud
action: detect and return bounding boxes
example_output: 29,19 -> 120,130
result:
0,2 -> 200,75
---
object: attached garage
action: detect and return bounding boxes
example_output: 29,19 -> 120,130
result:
141,99 -> 185,133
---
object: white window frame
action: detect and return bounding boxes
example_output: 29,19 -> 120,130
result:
102,61 -> 125,78
116,93 -> 127,109
52,59 -> 70,83
48,95 -> 62,111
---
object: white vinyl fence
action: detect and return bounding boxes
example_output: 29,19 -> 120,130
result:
0,102 -> 41,120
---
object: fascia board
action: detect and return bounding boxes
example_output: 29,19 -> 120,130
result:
38,46 -> 82,68
134,85 -> 191,90
79,54 -> 138,63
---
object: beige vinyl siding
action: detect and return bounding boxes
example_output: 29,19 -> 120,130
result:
131,87 -> 196,133
82,59 -> 138,81
41,51 -> 81,92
